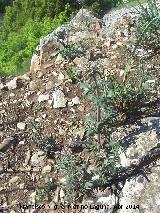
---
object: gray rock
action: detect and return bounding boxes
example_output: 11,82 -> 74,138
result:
0,136 -> 16,153
70,9 -> 97,29
17,122 -> 26,130
6,78 -> 17,90
29,80 -> 38,91
0,83 -> 4,90
72,96 -> 80,105
55,53 -> 64,65
85,117 -> 160,213
31,151 -> 46,167
52,89 -> 67,108
46,81 -> 54,91
38,93 -> 49,103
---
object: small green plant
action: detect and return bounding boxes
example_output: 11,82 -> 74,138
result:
59,42 -> 86,61
57,147 -> 92,197
35,181 -> 54,203
134,0 -> 160,52
28,118 -> 56,152
65,66 -> 81,82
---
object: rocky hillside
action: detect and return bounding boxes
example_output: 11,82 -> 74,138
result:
0,4 -> 160,213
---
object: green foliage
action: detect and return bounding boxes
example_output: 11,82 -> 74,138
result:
59,42 -> 86,61
0,0 -> 133,76
57,149 -> 92,196
35,181 -> 54,203
65,67 -> 81,83
28,118 -> 57,152
0,4 -> 72,76
134,0 -> 160,51
80,58 -> 158,143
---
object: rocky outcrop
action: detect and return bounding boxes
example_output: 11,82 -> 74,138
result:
83,117 -> 160,213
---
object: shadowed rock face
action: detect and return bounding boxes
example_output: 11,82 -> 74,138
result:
117,117 -> 160,213
83,117 -> 160,213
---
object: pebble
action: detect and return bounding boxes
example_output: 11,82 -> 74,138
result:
52,89 -> 67,108
42,165 -> 52,174
55,53 -> 64,65
0,83 -> 4,90
46,81 -> 54,91
29,80 -> 38,91
58,72 -> 65,81
38,93 -> 49,103
31,151 -> 46,167
59,127 -> 66,135
72,96 -> 80,105
6,78 -> 17,90
9,176 -> 19,184
17,122 -> 26,130
60,188 -> 65,198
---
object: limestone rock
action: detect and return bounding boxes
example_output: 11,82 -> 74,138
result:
29,80 -> 38,91
52,89 -> 67,108
31,151 -> 46,167
6,78 -> 17,90
70,9 -> 100,31
17,122 -> 26,130
72,96 -> 80,105
9,176 -> 19,185
0,83 -> 4,90
38,93 -> 49,103
55,53 -> 64,65
46,81 -> 54,91
30,54 -> 41,73
42,165 -> 52,174
18,74 -> 30,81
59,127 -> 66,136
58,72 -> 65,81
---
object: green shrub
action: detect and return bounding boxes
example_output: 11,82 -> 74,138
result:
134,0 -> 160,52
0,5 -> 72,76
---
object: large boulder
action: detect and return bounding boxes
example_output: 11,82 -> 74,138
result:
84,117 -> 160,213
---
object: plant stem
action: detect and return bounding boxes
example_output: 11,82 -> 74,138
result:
92,74 -> 101,144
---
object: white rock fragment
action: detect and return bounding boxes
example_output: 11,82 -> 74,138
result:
55,53 -> 64,65
60,188 -> 65,198
0,83 -> 4,90
72,96 -> 80,105
6,78 -> 17,90
31,151 -> 46,167
37,71 -> 43,78
10,210 -> 16,213
42,165 -> 52,174
18,74 -> 30,81
38,94 -> 49,103
46,81 -> 54,91
92,174 -> 100,181
29,191 -> 36,204
58,72 -> 65,81
17,122 -> 26,130
52,89 -> 67,108
145,80 -> 156,84
52,71 -> 58,76
9,93 -> 15,97
29,81 -> 37,91
59,127 -> 66,135
9,176 -> 19,184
